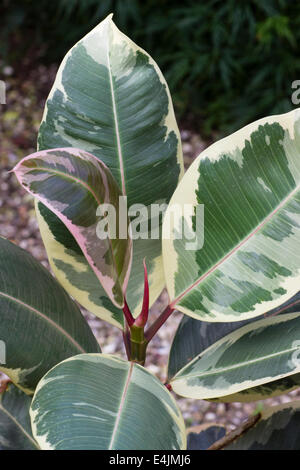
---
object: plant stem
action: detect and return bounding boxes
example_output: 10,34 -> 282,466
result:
144,304 -> 174,343
129,325 -> 147,366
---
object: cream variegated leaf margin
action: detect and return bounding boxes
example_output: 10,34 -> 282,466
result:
30,354 -> 186,450
13,148 -> 132,309
170,312 -> 300,400
163,109 -> 300,322
37,14 -> 183,328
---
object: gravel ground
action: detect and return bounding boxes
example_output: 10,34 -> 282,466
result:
1,64 -> 300,432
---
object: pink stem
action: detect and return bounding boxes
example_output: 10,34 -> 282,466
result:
134,259 -> 149,327
145,304 -> 174,342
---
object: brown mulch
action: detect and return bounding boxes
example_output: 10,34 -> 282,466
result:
1,62 -> 299,432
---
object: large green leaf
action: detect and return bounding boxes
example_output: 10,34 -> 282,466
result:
168,292 -> 300,401
0,383 -> 39,450
13,147 -> 132,309
0,237 -> 100,393
30,354 -> 186,450
225,401 -> 300,450
170,311 -> 300,400
163,109 -> 300,322
37,14 -> 184,328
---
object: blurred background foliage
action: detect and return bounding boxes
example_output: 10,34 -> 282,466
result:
0,0 -> 299,135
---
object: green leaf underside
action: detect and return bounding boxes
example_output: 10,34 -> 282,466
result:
30,354 -> 186,450
37,15 -> 183,327
163,110 -> 300,322
14,148 -> 132,308
0,237 -> 100,393
168,292 -> 300,401
226,401 -> 300,450
0,384 -> 38,450
170,312 -> 300,400
187,425 -> 226,450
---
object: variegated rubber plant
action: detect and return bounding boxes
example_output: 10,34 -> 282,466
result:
1,14 -> 300,450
